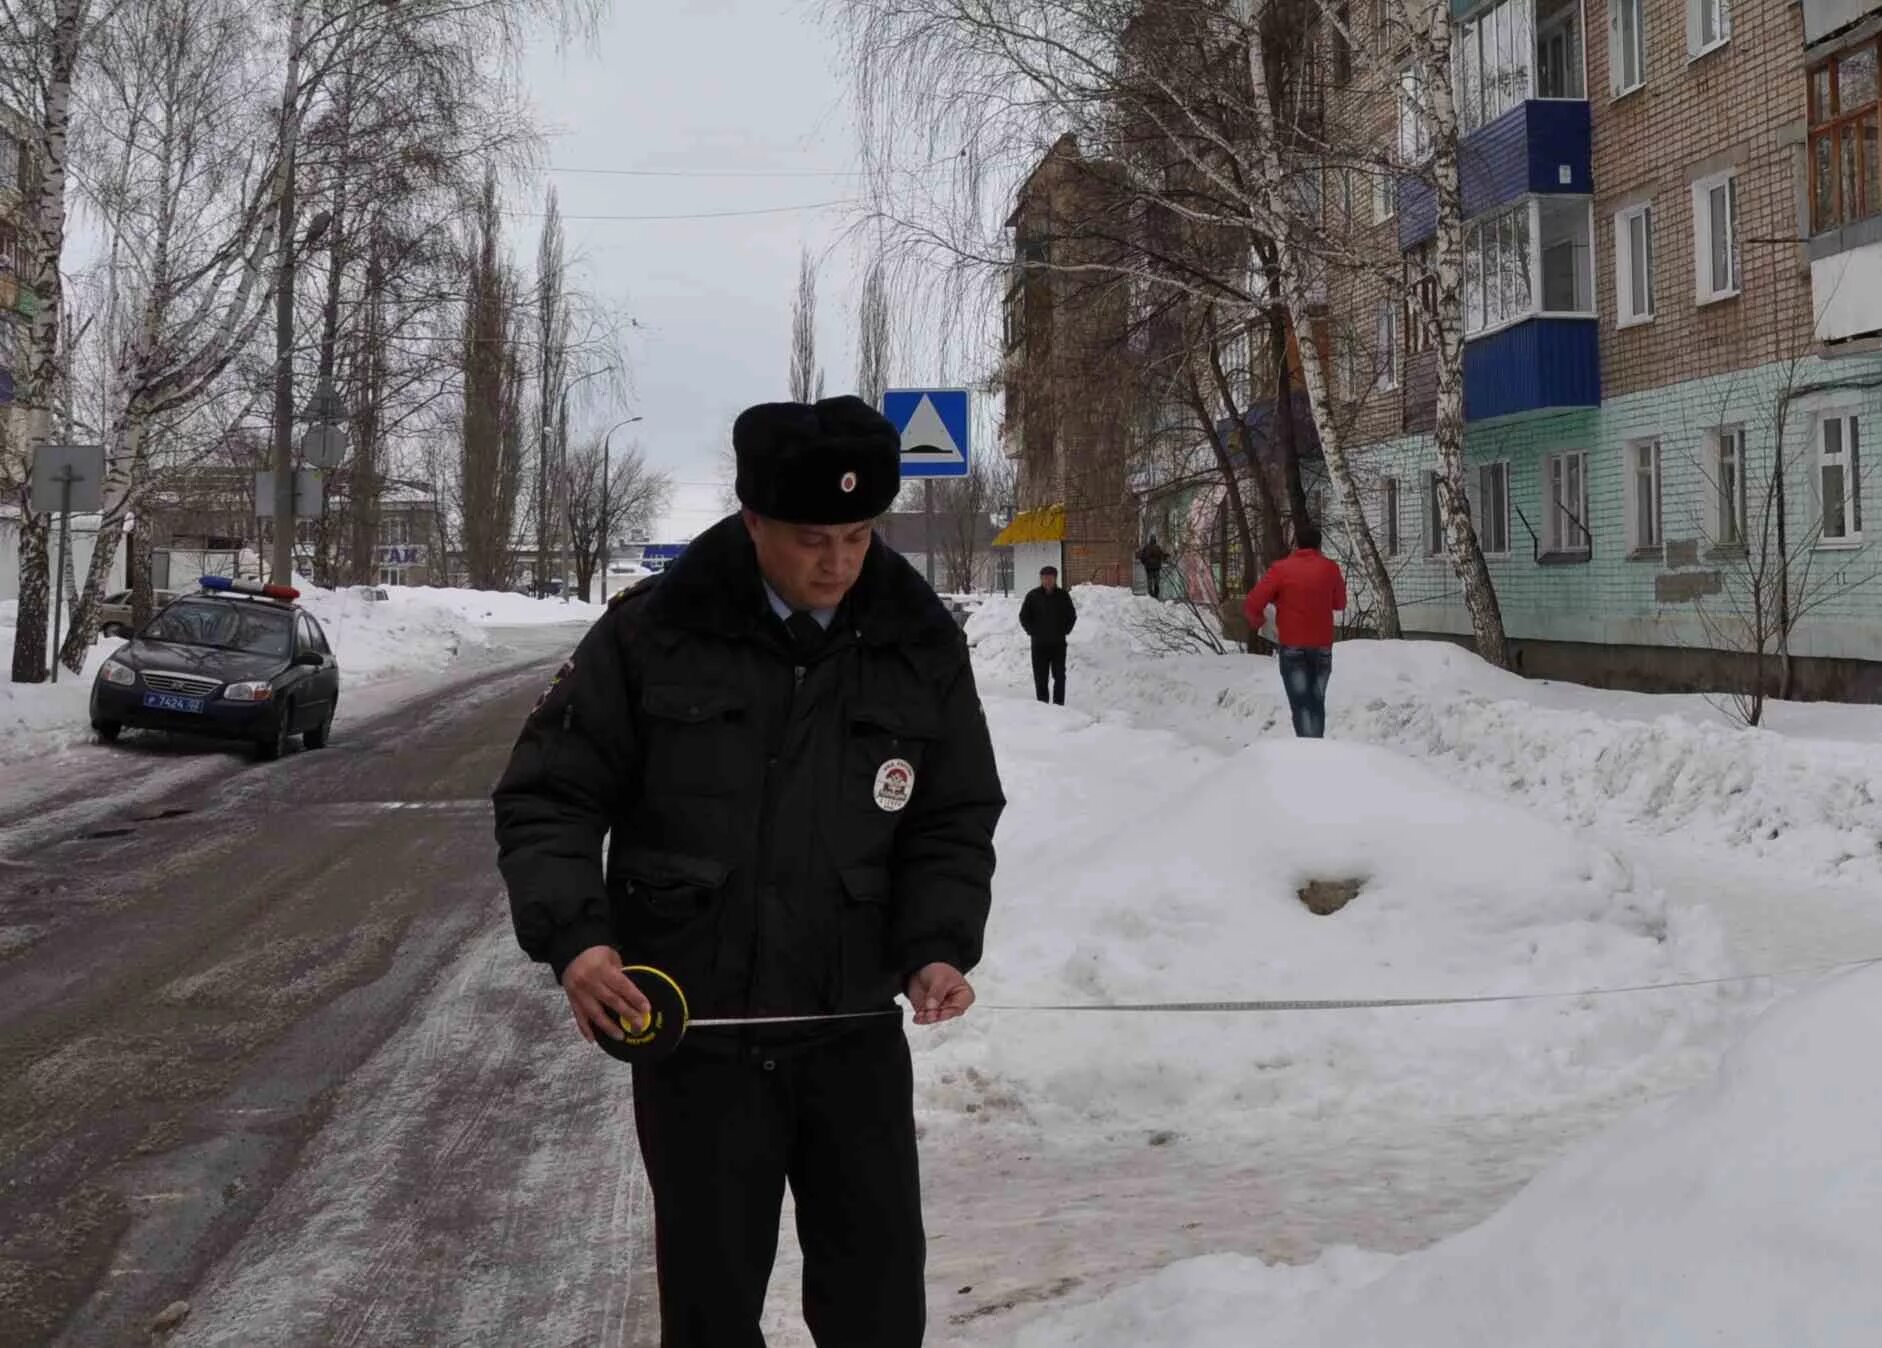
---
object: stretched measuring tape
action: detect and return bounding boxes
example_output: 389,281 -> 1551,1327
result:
596,955 -> 1882,1066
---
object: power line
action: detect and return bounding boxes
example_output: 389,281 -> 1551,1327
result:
507,200 -> 855,222
544,155 -> 959,181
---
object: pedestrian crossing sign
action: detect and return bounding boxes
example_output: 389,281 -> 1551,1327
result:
883,389 -> 971,479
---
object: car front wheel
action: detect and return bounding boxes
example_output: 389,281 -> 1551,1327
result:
93,720 -> 122,745
304,707 -> 334,750
255,704 -> 293,762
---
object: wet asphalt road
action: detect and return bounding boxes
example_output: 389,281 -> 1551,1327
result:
0,646 -> 662,1347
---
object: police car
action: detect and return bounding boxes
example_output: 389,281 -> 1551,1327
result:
89,576 -> 342,761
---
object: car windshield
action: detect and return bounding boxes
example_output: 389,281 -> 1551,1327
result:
143,599 -> 293,657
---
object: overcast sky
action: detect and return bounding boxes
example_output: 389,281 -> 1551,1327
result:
520,1 -> 875,540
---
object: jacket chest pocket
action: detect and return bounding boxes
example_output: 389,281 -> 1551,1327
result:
846,701 -> 939,816
641,684 -> 752,798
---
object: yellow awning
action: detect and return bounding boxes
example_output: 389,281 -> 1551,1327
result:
992,504 -> 1065,547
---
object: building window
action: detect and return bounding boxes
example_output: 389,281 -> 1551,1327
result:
1372,171 -> 1395,224
1819,412 -> 1864,543
1692,171 -> 1740,302
1614,203 -> 1655,326
1543,450 -> 1590,554
1709,426 -> 1746,547
1457,0 -> 1535,133
1690,0 -> 1730,57
0,134 -> 18,196
1375,303 -> 1398,391
1626,437 -> 1663,552
1333,2 -> 1353,84
1475,462 -> 1511,555
1398,67 -> 1432,164
0,221 -> 15,275
1425,471 -> 1446,555
1383,476 -> 1402,556
1808,40 -> 1881,235
1405,243 -> 1437,354
1465,202 -> 1533,335
1610,0 -> 1646,95
1537,0 -> 1586,98
1539,198 -> 1595,312
1002,280 -> 1026,352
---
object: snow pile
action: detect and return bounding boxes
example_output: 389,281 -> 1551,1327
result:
967,586 -> 1225,674
372,584 -> 606,629
920,703 -> 1736,1141
1010,962 -> 1882,1347
0,598 -> 121,762
968,591 -> 1882,887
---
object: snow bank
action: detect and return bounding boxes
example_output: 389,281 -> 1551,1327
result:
0,584 -> 593,766
1011,962 -> 1882,1347
968,588 -> 1882,887
921,696 -> 1736,1142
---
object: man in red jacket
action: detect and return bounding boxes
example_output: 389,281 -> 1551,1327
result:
1243,523 -> 1347,738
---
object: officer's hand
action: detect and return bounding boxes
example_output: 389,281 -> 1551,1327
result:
561,947 -> 652,1044
906,962 -> 975,1026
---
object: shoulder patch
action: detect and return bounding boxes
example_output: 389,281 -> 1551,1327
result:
533,658 -> 575,714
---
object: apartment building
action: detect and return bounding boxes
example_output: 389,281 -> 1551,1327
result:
1001,134 -> 1146,588
1333,0 -> 1882,695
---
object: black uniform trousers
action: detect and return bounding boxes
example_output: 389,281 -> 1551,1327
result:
631,1020 -> 926,1347
1031,642 -> 1067,705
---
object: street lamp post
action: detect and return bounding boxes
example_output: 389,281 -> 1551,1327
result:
598,414 -> 642,601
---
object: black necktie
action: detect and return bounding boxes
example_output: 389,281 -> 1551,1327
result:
786,610 -> 825,656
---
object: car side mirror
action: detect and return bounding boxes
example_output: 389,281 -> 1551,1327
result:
294,650 -> 323,667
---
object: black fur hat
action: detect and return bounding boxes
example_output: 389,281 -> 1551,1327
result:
733,396 -> 901,525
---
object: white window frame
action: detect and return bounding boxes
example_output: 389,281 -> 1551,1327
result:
1624,436 -> 1664,553
1372,170 -> 1395,224
1692,170 -> 1740,304
1475,460 -> 1512,556
1543,449 -> 1591,554
1614,202 -> 1655,328
1689,0 -> 1730,59
1399,66 -> 1433,165
1817,410 -> 1865,546
1610,0 -> 1646,96
1383,476 -> 1402,556
1536,0 -> 1589,100
1708,425 -> 1747,547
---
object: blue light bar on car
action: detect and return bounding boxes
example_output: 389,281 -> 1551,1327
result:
198,576 -> 300,601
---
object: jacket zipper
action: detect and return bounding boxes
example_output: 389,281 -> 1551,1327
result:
748,657 -> 806,1016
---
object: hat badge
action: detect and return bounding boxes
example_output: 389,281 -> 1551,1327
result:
839,471 -> 858,494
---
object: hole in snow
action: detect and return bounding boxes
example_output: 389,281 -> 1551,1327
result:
1298,877 -> 1364,916
82,827 -> 136,841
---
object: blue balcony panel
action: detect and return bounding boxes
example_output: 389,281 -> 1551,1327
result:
1215,389 -> 1321,470
1397,100 -> 1593,250
1462,316 -> 1599,422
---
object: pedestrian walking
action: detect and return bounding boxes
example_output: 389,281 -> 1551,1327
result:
493,395 -> 1006,1347
1243,523 -> 1347,739
1018,565 -> 1076,705
1136,535 -> 1168,599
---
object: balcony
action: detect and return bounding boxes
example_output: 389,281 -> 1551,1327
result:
1214,390 -> 1321,471
1402,316 -> 1599,429
1399,99 -> 1592,249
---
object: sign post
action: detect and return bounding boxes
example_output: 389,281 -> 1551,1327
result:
30,444 -> 107,684
882,389 -> 972,589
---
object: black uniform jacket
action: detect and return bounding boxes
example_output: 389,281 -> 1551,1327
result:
1018,586 -> 1077,647
493,515 -> 1005,1024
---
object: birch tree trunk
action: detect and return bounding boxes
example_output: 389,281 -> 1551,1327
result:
10,0 -> 86,684
1411,0 -> 1511,668
1237,9 -> 1401,638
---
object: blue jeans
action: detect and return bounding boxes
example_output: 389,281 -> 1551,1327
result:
1277,645 -> 1333,738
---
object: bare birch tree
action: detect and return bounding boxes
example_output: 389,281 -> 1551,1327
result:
789,246 -> 822,402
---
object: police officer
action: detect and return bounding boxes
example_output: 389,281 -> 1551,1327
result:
493,395 -> 1005,1347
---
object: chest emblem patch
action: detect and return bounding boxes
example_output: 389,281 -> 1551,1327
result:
873,758 -> 915,812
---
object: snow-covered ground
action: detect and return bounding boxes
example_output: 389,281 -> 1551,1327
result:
0,583 -> 600,769
925,587 -> 1882,1344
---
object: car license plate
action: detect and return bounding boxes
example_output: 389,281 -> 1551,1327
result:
142,692 -> 205,714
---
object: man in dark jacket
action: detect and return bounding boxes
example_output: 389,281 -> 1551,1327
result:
1136,535 -> 1168,599
1017,565 -> 1076,705
493,396 -> 1005,1347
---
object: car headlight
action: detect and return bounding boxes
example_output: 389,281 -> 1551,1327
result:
223,681 -> 274,703
100,661 -> 136,687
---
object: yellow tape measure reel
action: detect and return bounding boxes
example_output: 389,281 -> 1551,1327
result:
597,965 -> 691,1065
